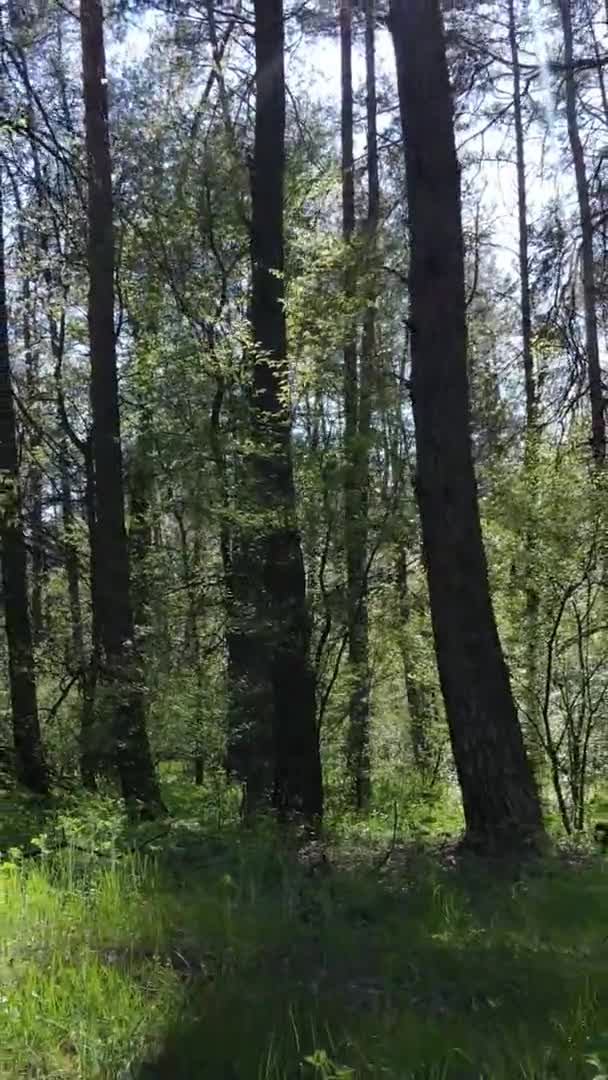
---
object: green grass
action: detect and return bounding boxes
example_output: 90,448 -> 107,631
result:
1,785 -> 607,1078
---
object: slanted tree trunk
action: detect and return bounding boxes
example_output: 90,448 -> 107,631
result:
79,0 -> 163,815
390,0 -> 544,853
559,0 -> 605,465
341,0 -> 372,810
249,0 -> 322,821
508,0 -> 540,754
0,170 -> 48,795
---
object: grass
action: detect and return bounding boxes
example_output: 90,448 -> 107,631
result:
0,782 -> 607,1078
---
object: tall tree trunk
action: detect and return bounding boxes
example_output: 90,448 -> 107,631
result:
508,0 -> 540,755
395,546 -> 432,772
208,377 -> 269,808
219,381 -> 276,810
249,0 -> 323,821
59,454 -> 85,677
508,0 -> 535,432
80,439 -> 101,790
390,0 -> 544,853
559,0 -> 605,465
129,437 -> 154,658
0,170 -> 48,795
225,529 -> 275,812
52,310 -> 98,790
19,266 -> 44,646
6,159 -> 45,649
58,443 -> 92,784
341,0 -> 371,810
172,504 -> 206,789
79,0 -> 163,815
8,39 -> 55,652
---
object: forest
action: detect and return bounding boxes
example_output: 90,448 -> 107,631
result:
1,0 -> 608,1075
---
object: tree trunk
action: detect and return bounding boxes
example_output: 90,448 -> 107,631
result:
58,444 -> 94,788
508,0 -> 540,755
559,0 -> 605,465
129,435 -> 154,658
508,0 -> 535,430
59,454 -> 85,676
19,263 -> 44,647
79,0 -> 163,815
390,0 -> 544,853
249,0 -> 323,822
80,440 -> 101,790
0,170 -> 48,795
212,375 -> 275,811
395,546 -> 434,773
224,544 -> 275,813
6,10 -> 45,653
51,301 -> 98,790
173,503 -> 207,792
208,378 -> 268,810
341,0 -> 372,810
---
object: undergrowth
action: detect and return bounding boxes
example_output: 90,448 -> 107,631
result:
0,781 -> 607,1078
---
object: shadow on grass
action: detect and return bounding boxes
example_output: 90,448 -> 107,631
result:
1,789 -> 606,1079
137,843 -> 608,1080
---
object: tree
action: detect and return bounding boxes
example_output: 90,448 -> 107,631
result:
79,0 -> 163,815
340,0 -> 371,810
246,0 -> 323,821
507,0 -> 541,748
390,0 -> 544,852
344,0 -> 378,809
0,167 -> 48,795
558,0 -> 605,466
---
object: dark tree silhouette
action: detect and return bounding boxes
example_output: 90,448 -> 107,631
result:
390,0 -> 544,852
80,0 -> 163,815
0,169 -> 48,795
247,0 -> 323,821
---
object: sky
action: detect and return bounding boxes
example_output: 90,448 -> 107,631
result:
109,4 -> 564,285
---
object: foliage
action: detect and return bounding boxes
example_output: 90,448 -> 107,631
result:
1,0 -> 608,1072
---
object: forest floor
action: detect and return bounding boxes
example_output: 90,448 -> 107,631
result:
1,779 -> 607,1079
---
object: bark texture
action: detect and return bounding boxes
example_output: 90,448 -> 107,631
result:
80,0 -> 163,814
341,0 -> 371,810
0,171 -> 48,795
390,0 -> 544,852
508,0 -> 540,750
247,0 -> 323,821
